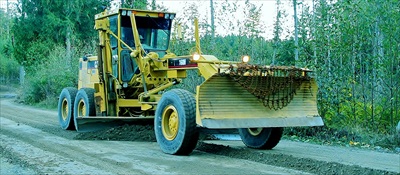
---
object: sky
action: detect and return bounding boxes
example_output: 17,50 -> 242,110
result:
154,0 -> 307,39
0,0 -> 313,40
111,0 -> 307,39
0,0 -> 18,12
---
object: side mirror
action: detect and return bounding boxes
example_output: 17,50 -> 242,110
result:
82,54 -> 92,61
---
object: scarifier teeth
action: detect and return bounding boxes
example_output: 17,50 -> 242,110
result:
222,65 -> 313,110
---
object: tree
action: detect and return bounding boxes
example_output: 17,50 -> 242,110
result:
210,0 -> 215,39
12,0 -> 111,105
292,0 -> 299,66
310,0 -> 399,135
13,0 -> 110,67
0,8 -> 19,84
272,0 -> 285,65
241,0 -> 263,38
121,0 -> 147,9
151,0 -> 156,10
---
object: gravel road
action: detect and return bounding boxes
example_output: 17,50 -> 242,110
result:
0,94 -> 399,175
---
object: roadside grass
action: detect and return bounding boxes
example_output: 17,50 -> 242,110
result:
283,126 -> 400,153
0,84 -> 19,92
33,97 -> 59,109
6,76 -> 399,154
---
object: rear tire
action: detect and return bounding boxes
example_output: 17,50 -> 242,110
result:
239,127 -> 283,149
58,87 -> 78,130
73,88 -> 96,131
155,89 -> 199,155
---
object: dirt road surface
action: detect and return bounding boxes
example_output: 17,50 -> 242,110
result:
1,94 -> 399,174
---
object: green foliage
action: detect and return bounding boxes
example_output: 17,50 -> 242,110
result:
172,70 -> 204,94
275,39 -> 295,66
170,0 -> 399,143
22,45 -> 78,107
6,0 -> 399,143
0,9 -> 19,84
241,0 -> 264,37
121,0 -> 148,9
12,0 -> 110,66
312,0 -> 400,135
284,126 -> 400,150
0,50 -> 19,84
11,0 -> 109,107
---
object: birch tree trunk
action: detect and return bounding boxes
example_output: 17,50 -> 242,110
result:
66,25 -> 72,66
312,0 -> 317,65
210,0 -> 215,39
293,0 -> 299,66
6,0 -> 10,40
272,0 -> 282,65
151,0 -> 156,10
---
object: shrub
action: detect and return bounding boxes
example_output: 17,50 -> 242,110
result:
0,40 -> 20,85
22,45 -> 79,108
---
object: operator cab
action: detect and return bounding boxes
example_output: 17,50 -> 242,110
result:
97,9 -> 175,83
119,10 -> 174,58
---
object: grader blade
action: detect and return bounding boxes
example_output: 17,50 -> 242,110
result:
196,65 -> 323,129
74,117 -> 129,132
74,117 -> 119,132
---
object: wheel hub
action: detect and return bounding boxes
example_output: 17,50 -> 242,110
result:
61,99 -> 68,121
78,99 -> 86,117
162,105 -> 179,141
248,128 -> 263,136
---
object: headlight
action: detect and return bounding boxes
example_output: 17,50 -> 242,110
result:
242,55 -> 250,63
165,13 -> 170,19
193,53 -> 200,61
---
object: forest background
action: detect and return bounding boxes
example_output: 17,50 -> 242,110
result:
0,0 -> 398,150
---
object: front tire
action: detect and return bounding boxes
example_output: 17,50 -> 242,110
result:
58,87 -> 78,130
155,89 -> 199,155
73,88 -> 96,131
239,127 -> 283,149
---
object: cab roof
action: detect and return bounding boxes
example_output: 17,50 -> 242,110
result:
95,8 -> 176,20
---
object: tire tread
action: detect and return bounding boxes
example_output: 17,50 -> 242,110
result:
155,89 -> 199,155
239,127 -> 283,150
58,87 -> 78,130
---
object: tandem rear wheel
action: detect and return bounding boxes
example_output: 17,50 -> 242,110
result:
155,89 -> 199,155
239,127 -> 283,149
58,87 -> 78,130
73,88 -> 96,131
57,87 -> 96,131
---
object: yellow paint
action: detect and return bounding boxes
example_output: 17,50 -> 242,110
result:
167,70 -> 177,78
162,105 -> 179,140
74,7 -> 324,131
117,99 -> 141,107
141,104 -> 153,111
195,75 -> 323,128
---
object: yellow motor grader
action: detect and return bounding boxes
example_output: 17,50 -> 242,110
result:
58,8 -> 323,155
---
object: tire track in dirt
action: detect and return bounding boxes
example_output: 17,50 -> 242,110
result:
196,142 -> 398,175
0,99 -> 78,139
74,122 -> 399,175
0,118 -> 143,174
1,111 -> 310,174
1,97 -> 398,175
0,146 -> 38,174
